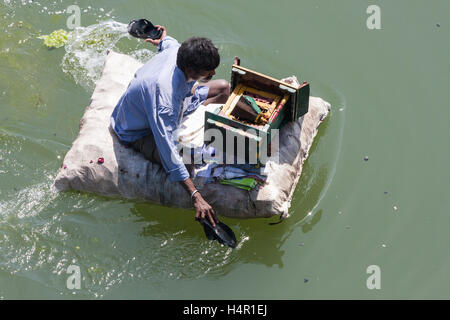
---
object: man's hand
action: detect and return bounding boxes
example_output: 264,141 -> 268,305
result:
179,177 -> 219,227
193,192 -> 219,227
145,25 -> 167,46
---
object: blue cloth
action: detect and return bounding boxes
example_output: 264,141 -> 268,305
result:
110,36 -> 209,182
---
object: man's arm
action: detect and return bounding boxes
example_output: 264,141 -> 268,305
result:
179,177 -> 219,227
144,86 -> 219,227
145,25 -> 179,52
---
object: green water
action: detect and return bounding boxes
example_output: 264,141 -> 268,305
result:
0,0 -> 449,299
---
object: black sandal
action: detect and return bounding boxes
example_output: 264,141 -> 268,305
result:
127,19 -> 162,40
202,219 -> 237,248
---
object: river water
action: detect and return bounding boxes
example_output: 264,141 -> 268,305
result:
0,0 -> 449,299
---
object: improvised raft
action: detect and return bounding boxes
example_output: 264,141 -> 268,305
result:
52,51 -> 331,219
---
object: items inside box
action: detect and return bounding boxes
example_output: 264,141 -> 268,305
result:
220,84 -> 289,127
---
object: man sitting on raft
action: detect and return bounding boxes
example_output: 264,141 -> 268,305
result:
110,25 -> 230,227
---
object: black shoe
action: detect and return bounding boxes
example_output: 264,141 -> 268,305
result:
128,19 -> 162,40
202,219 -> 237,248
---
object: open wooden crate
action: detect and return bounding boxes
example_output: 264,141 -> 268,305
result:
204,64 -> 310,164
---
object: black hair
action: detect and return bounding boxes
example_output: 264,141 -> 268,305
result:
176,37 -> 220,73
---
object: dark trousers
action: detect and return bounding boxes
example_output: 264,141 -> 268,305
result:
129,131 -> 195,174
130,131 -> 162,165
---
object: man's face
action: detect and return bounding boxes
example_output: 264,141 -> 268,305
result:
195,69 -> 215,83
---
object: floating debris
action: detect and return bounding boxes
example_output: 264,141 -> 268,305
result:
345,225 -> 351,229
38,29 -> 70,48
299,242 -> 305,246
87,266 -> 103,274
393,205 -> 398,211
436,23 -> 440,27
384,191 -> 388,195
338,211 -> 342,215
304,278 -> 309,283
382,244 -> 386,248
364,156 -> 369,161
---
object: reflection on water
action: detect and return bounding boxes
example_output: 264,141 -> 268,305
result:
132,201 -> 288,270
132,203 -> 240,280
290,85 -> 346,229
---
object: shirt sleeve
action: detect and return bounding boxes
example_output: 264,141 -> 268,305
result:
157,36 -> 180,53
182,85 -> 210,118
144,84 -> 190,182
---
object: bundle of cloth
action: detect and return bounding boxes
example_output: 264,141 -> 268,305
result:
194,162 -> 268,191
52,51 -> 330,219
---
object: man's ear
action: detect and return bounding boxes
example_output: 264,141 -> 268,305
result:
184,67 -> 198,81
184,67 -> 192,78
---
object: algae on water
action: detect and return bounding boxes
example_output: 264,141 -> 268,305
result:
38,29 -> 70,48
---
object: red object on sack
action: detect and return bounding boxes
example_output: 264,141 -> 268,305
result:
98,157 -> 104,164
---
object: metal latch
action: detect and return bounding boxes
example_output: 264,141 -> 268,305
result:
232,67 -> 246,75
279,84 -> 296,93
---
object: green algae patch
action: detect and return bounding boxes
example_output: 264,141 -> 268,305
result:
38,29 -> 70,48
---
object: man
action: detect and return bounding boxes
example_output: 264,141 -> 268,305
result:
110,25 -> 230,227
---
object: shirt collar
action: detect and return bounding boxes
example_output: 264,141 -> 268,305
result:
174,66 -> 195,95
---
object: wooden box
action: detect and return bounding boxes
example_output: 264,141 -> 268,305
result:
204,64 -> 310,164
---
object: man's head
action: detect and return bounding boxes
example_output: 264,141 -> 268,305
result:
177,37 -> 220,83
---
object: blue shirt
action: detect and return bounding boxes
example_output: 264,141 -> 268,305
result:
110,36 -> 206,182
